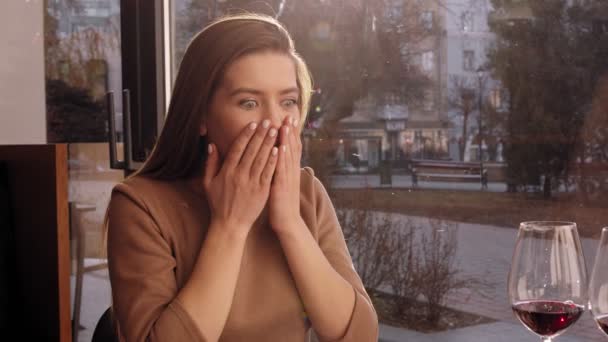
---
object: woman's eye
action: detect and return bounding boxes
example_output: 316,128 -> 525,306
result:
282,99 -> 298,108
239,100 -> 258,110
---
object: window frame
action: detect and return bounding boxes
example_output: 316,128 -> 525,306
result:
119,0 -> 168,169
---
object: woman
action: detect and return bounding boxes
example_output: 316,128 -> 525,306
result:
106,13 -> 378,341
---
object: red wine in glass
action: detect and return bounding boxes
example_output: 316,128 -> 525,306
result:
596,314 -> 608,336
508,222 -> 588,342
512,300 -> 584,337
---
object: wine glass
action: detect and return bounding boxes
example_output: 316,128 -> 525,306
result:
589,227 -> 608,337
508,221 -> 588,341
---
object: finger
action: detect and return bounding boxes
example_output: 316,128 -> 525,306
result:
240,119 -> 271,171
251,126 -> 278,178
224,122 -> 258,170
279,124 -> 292,174
288,117 -> 301,166
279,121 -> 289,158
261,146 -> 279,186
203,143 -> 219,191
274,142 -> 288,185
279,122 -> 290,149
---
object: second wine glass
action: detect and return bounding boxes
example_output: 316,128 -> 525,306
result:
508,221 -> 588,342
589,227 -> 608,337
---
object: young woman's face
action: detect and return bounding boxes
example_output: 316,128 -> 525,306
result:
202,51 -> 301,158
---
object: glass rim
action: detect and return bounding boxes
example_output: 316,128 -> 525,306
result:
520,221 -> 577,231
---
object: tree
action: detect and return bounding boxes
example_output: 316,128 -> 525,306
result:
45,2 -> 119,94
179,0 -> 434,121
577,74 -> 608,204
44,1 -> 120,142
448,75 -> 477,161
488,0 -> 605,198
176,0 -> 437,178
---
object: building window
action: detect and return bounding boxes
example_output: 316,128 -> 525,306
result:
461,11 -> 474,32
424,90 -> 434,110
593,20 -> 608,35
490,87 -> 508,109
463,50 -> 475,71
420,11 -> 433,30
422,51 -> 434,72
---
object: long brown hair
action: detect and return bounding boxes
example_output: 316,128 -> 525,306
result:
131,13 -> 312,181
103,16 -> 312,337
102,13 -> 313,255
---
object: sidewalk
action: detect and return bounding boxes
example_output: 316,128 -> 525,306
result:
377,214 -> 604,341
73,218 -> 604,341
379,321 -> 595,341
330,174 -> 507,192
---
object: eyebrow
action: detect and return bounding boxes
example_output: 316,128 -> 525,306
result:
228,87 -> 300,97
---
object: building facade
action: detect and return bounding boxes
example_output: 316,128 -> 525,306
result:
444,0 -> 505,162
334,0 -> 451,172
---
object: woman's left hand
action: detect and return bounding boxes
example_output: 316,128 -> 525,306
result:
268,116 -> 302,235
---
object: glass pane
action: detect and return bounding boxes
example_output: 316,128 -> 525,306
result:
45,1 -> 123,341
170,1 -> 608,340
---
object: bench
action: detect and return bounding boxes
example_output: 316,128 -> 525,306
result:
417,172 -> 482,182
411,160 -> 484,183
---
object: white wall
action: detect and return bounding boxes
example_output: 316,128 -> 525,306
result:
0,0 -> 46,144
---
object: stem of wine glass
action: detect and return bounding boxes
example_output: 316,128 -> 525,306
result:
541,338 -> 552,342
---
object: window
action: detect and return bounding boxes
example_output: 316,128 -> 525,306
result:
97,1 -> 608,340
42,1 -> 126,341
420,11 -> 433,30
593,19 -> 608,35
463,50 -> 475,71
385,1 -> 402,20
461,11 -> 474,32
424,90 -> 434,110
422,51 -> 434,72
490,87 -> 507,109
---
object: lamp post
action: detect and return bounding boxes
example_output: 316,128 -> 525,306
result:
476,67 -> 485,189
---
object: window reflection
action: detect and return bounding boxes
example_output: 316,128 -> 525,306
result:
44,1 -> 123,341
164,0 -> 608,340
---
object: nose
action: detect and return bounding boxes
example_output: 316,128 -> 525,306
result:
264,103 -> 286,128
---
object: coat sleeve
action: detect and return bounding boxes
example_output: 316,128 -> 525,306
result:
309,171 -> 379,341
106,183 -> 207,342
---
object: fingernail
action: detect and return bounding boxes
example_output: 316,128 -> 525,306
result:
272,147 -> 278,156
269,128 -> 277,137
289,117 -> 294,126
262,120 -> 270,129
293,118 -> 299,127
282,145 -> 287,153
208,144 -> 214,154
249,122 -> 257,130
285,126 -> 290,135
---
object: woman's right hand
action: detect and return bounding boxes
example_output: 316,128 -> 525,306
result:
203,120 -> 279,237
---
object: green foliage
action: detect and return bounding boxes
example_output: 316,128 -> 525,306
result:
488,0 -> 608,197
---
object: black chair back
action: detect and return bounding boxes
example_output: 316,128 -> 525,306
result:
92,307 -> 119,342
0,161 -> 16,334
